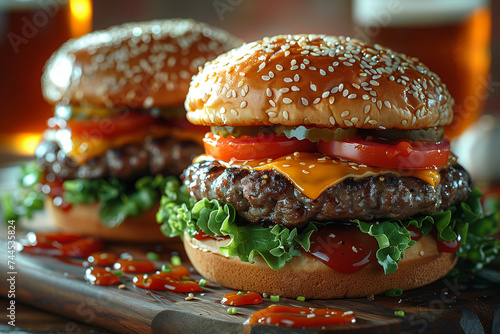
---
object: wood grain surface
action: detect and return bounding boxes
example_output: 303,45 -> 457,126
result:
0,236 -> 499,334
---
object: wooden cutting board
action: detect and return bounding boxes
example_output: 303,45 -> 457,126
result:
1,237 -> 499,334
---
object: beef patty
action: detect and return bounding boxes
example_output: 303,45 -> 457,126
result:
35,136 -> 203,181
183,160 -> 472,228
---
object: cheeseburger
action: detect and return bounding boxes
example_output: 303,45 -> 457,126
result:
20,19 -> 241,241
159,35 -> 498,298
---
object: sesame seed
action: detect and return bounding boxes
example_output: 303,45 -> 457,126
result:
300,162 -> 306,166
351,117 -> 359,124
370,90 -> 377,96
309,164 -> 316,168
300,64 -> 306,69
291,86 -> 300,91
303,59 -> 310,64
368,119 -> 378,125
290,65 -> 298,70
268,112 -> 277,117
269,71 -> 275,78
331,87 -> 339,94
284,50 -> 290,56
230,109 -> 238,116
220,107 -> 226,114
339,83 -> 344,91
283,98 -> 293,104
329,96 -> 335,104
294,74 -> 300,82
302,170 -> 310,174
401,75 -> 410,81
276,64 -> 283,71
310,84 -> 317,91
352,246 -> 358,253
343,90 -> 349,97
283,110 -> 289,120
343,62 -> 353,66
328,66 -> 334,72
238,81 -> 244,87
269,100 -> 276,107
419,251 -> 425,256
261,75 -> 270,81
329,116 -> 336,125
118,284 -> 126,289
402,120 -> 408,125
370,80 -> 380,86
317,157 -> 327,162
258,62 -> 266,71
322,91 -> 330,98
320,69 -> 326,76
341,110 -> 350,117
313,98 -> 320,104
389,76 -> 395,81
284,77 -> 293,83
362,94 -> 370,100
364,105 -> 371,113
377,100 -> 383,109
352,83 -> 360,89
279,87 -> 289,93
372,74 -> 381,80
266,88 -> 272,97
308,66 -> 317,70
333,61 -> 339,66
360,73 -> 368,77
348,93 -> 357,99
384,101 -> 391,108
344,120 -> 354,126
232,90 -> 237,98
282,164 -> 291,168
301,98 -> 309,106
291,59 -> 297,66
240,101 -> 247,108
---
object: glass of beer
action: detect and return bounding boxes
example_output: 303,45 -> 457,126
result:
0,0 -> 92,160
352,0 -> 491,139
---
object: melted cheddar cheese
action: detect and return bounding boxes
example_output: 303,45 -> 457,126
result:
194,152 -> 441,200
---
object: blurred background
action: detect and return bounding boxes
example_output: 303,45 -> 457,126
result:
0,0 -> 499,188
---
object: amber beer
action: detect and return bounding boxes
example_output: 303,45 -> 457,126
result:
0,0 -> 91,156
352,0 -> 491,138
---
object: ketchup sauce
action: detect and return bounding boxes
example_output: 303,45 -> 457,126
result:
437,235 -> 461,253
113,258 -> 156,273
193,230 -> 229,241
21,232 -> 104,258
308,224 -> 378,273
87,252 -> 119,267
246,305 -> 356,327
132,266 -> 202,293
406,225 -> 423,241
221,291 -> 263,306
85,267 -> 121,286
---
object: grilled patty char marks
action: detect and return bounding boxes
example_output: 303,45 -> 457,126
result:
182,160 -> 472,228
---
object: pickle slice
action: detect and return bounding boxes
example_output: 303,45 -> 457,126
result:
275,125 -> 358,142
210,126 -> 275,138
362,127 -> 444,142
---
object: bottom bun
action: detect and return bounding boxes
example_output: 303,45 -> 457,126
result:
45,198 -> 169,242
184,233 -> 457,299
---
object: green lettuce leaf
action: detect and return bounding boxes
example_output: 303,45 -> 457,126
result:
3,162 -> 176,227
158,181 -> 499,274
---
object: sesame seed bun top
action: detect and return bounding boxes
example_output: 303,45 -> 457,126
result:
185,34 -> 454,130
42,19 -> 243,109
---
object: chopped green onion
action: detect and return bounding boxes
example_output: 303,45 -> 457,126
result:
111,270 -> 123,277
171,255 -> 182,266
296,296 -> 305,302
181,276 -> 191,281
236,291 -> 245,296
394,310 -> 405,317
270,295 -> 280,302
227,307 -> 238,315
146,252 -> 160,261
198,279 -> 207,287
385,288 -> 403,297
161,264 -> 172,273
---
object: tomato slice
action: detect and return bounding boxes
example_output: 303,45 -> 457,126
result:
203,132 -> 316,161
318,137 -> 450,169
66,112 -> 157,138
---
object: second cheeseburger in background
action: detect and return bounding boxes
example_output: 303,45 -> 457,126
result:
159,35 -> 498,298
27,19 -> 242,241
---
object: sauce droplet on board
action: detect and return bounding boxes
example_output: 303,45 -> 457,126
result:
85,267 -> 121,286
308,223 -> 378,273
87,252 -> 119,267
21,232 -> 104,258
132,266 -> 202,293
246,305 -> 356,327
221,291 -> 263,306
114,258 -> 156,273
